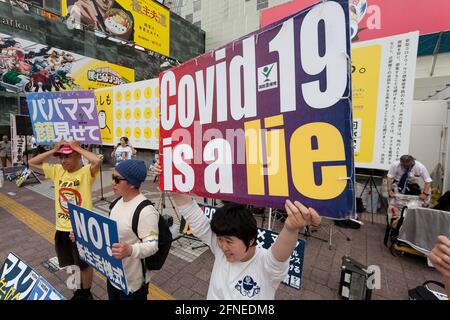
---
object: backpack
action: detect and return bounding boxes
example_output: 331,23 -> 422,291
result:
109,197 -> 173,271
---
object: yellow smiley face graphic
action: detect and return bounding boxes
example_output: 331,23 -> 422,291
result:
154,127 -> 160,139
134,127 -> 141,139
144,107 -> 152,120
134,89 -> 141,101
155,85 -> 160,98
144,127 -> 152,140
115,109 -> 122,120
116,91 -> 122,102
154,107 -> 160,120
116,127 -> 122,138
125,90 -> 131,102
144,87 -> 152,99
124,108 -> 132,120
124,127 -> 131,138
134,108 -> 141,120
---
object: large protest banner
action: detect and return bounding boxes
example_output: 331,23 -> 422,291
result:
0,252 -> 64,300
111,79 -> 160,149
0,33 -> 134,94
68,203 -> 129,294
159,0 -> 354,219
26,90 -> 102,145
352,32 -> 419,170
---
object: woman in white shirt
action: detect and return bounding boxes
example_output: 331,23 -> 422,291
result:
111,137 -> 136,166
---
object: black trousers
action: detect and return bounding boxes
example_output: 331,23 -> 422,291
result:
107,281 -> 148,300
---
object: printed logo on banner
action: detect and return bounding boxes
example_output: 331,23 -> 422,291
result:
26,90 -> 102,145
258,63 -> 278,91
68,203 -> 129,294
159,0 -> 355,219
0,252 -> 40,300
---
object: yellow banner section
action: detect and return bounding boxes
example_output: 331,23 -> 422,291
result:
352,44 -> 382,163
71,60 -> 135,90
95,88 -> 114,145
119,0 -> 170,56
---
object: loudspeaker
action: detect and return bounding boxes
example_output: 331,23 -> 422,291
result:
15,115 -> 33,136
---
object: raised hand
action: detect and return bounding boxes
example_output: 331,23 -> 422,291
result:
284,200 -> 321,232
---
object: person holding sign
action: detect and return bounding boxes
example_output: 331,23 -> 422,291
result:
387,155 -> 432,200
154,162 -> 321,299
111,136 -> 136,166
28,139 -> 101,300
108,159 -> 159,300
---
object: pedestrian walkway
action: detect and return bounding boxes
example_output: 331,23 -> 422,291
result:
0,164 -> 446,300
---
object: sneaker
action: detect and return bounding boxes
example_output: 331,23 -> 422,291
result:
70,289 -> 93,300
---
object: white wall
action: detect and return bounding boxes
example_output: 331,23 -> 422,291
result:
409,100 -> 449,191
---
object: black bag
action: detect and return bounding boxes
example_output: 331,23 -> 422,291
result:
109,197 -> 173,271
408,280 -> 447,300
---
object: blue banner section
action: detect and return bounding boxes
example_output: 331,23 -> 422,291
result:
28,277 -> 65,300
25,90 -> 102,145
0,252 -> 64,300
256,228 -> 305,290
68,203 -> 128,294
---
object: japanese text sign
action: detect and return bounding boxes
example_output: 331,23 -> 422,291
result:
26,90 -> 102,145
68,203 -> 128,294
159,0 -> 355,219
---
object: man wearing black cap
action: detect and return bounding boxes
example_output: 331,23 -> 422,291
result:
108,159 -> 159,300
28,139 -> 102,300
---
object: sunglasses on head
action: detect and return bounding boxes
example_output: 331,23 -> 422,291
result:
112,174 -> 127,184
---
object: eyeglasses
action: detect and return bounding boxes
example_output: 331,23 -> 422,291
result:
112,174 -> 127,184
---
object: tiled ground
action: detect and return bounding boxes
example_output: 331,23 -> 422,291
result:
0,163 -> 447,300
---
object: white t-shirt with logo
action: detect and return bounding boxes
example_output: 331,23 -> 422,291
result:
178,201 -> 289,300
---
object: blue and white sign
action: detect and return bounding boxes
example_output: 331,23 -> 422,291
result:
68,203 -> 128,294
0,252 -> 64,300
26,90 -> 102,145
256,228 -> 305,290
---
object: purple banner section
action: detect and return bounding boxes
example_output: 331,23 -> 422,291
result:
26,90 -> 102,145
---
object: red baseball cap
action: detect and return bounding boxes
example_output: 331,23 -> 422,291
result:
54,145 -> 74,156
